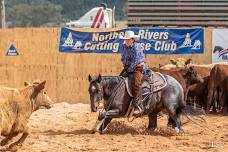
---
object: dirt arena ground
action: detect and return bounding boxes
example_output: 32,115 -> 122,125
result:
2,103 -> 227,152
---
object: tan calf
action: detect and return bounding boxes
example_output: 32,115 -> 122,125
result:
0,80 -> 53,149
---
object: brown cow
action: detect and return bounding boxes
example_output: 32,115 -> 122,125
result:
219,76 -> 228,113
159,58 -> 192,70
0,80 -> 53,150
151,66 -> 204,101
207,64 -> 228,113
193,66 -> 211,78
187,76 -> 209,109
186,66 -> 211,109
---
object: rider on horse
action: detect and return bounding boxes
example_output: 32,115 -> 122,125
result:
119,30 -> 146,115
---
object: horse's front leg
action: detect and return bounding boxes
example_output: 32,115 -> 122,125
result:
93,109 -> 120,134
0,132 -> 19,146
148,112 -> 157,131
98,109 -> 120,120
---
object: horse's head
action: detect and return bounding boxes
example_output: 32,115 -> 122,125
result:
183,66 -> 204,85
213,46 -> 224,53
88,74 -> 103,112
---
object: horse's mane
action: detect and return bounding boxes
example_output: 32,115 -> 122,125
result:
101,76 -> 123,85
101,76 -> 120,79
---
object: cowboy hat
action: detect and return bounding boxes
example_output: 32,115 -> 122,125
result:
119,30 -> 140,40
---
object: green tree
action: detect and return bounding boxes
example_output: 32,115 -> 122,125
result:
6,0 -> 127,27
7,0 -> 62,27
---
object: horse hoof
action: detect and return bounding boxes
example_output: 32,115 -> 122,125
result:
147,127 -> 156,131
91,130 -> 96,134
92,126 -> 102,134
167,122 -> 176,128
9,146 -> 19,152
0,139 -> 9,146
92,121 -> 107,134
92,128 -> 106,134
167,124 -> 173,128
174,127 -> 180,134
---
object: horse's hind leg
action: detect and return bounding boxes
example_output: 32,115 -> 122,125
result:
167,116 -> 176,128
175,108 -> 182,130
166,107 -> 182,133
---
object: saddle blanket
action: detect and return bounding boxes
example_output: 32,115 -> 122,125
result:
124,71 -> 167,97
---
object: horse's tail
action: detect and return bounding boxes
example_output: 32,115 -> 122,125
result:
181,105 -> 206,126
182,105 -> 205,115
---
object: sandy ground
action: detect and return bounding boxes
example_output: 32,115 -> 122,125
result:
1,102 -> 227,152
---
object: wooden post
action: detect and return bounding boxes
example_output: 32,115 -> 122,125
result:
0,0 -> 5,28
0,0 -> 1,28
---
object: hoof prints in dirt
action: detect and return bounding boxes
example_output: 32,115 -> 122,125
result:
105,121 -> 180,136
106,121 -> 141,135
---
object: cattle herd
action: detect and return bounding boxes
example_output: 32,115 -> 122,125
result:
156,58 -> 228,114
0,58 -> 227,151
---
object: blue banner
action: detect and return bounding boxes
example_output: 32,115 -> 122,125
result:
59,27 -> 204,54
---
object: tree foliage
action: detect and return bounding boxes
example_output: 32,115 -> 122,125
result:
6,0 -> 62,27
5,0 -> 127,27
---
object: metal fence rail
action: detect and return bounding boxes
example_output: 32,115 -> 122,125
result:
128,0 -> 228,27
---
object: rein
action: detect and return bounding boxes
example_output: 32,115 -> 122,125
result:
98,76 -> 125,129
100,76 -> 125,113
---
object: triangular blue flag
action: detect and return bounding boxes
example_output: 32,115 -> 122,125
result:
6,45 -> 19,56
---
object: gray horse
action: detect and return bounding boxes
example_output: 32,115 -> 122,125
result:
88,71 -> 204,134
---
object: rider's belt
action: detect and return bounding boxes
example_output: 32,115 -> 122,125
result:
136,62 -> 145,68
136,62 -> 145,72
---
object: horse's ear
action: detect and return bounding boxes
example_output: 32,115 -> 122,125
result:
213,46 -> 223,53
170,59 -> 177,66
24,81 -> 31,86
34,80 -> 46,92
98,74 -> 102,82
88,75 -> 92,82
158,64 -> 163,69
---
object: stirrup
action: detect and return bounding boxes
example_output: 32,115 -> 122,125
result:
134,104 -> 142,115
